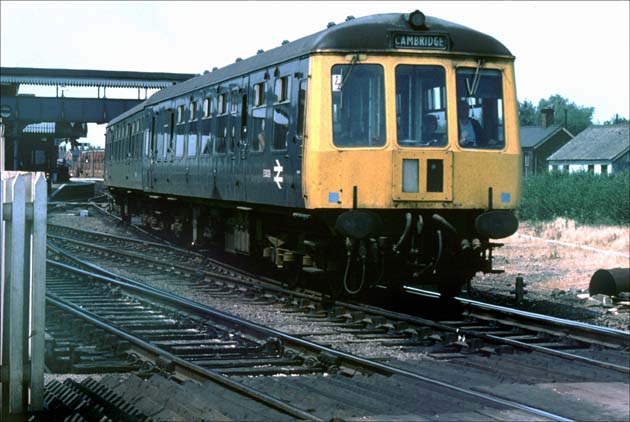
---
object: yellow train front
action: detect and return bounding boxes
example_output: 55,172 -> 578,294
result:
300,11 -> 520,295
105,11 -> 521,297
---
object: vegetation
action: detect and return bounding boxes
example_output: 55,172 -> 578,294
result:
519,94 -> 594,135
518,171 -> 629,226
602,115 -> 629,125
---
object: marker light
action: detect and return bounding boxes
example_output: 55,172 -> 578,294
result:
408,10 -> 426,29
402,159 -> 419,193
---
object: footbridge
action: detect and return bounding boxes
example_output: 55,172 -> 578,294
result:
0,66 -> 195,177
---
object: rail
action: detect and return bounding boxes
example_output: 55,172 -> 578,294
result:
46,258 -> 574,422
46,293 -> 323,421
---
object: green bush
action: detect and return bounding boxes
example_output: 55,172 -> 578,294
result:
518,171 -> 630,225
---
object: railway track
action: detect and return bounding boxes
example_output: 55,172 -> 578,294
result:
46,259 -> 577,421
44,208 -> 630,420
48,223 -> 630,372
46,262 -> 325,421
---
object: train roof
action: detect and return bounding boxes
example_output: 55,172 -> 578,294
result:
110,11 -> 513,126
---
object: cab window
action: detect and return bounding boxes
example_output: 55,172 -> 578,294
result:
395,65 -> 447,147
456,68 -> 505,149
331,64 -> 385,147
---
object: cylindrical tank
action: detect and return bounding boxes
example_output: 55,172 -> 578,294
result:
589,268 -> 630,296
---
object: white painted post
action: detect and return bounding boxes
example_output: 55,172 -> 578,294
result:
0,176 -> 5,412
1,171 -> 47,415
30,174 -> 47,409
6,175 -> 26,414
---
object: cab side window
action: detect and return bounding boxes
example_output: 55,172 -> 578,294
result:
331,64 -> 385,147
456,68 -> 505,149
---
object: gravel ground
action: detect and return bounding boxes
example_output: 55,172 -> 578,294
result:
42,208 -> 629,422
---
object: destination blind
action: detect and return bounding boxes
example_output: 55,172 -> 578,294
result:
392,33 -> 449,50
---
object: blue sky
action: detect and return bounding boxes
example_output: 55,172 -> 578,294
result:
2,1 -> 628,146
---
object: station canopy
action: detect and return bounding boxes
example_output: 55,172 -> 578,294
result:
0,67 -> 196,89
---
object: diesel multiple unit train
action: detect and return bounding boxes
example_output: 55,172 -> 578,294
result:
105,11 -> 521,297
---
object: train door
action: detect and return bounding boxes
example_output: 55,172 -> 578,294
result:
171,103 -> 188,190
268,68 -> 291,206
237,76 -> 250,201
392,64 -> 453,202
289,58 -> 309,207
212,89 -> 230,200
268,59 -> 308,208
135,118 -> 146,188
186,98 -> 202,197
227,76 -> 250,202
154,108 -> 174,192
124,121 -> 133,186
198,93 -> 213,199
144,111 -> 158,191
244,71 -> 269,204
165,108 -> 176,165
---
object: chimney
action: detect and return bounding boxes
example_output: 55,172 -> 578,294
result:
541,108 -> 554,128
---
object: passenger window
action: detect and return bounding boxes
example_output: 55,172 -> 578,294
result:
144,122 -> 150,158
240,94 -> 248,140
203,98 -> 212,118
165,110 -> 175,158
187,134 -> 197,157
274,77 -> 289,103
127,123 -> 132,158
254,83 -> 265,106
200,117 -> 211,155
190,101 -> 197,121
175,132 -> 185,157
231,91 -> 239,115
150,116 -> 156,158
156,125 -> 164,159
331,63 -> 385,147
395,65 -> 447,147
216,116 -> 228,154
296,80 -> 307,139
200,134 -> 211,155
252,108 -> 266,152
218,94 -> 227,115
456,68 -> 505,149
187,121 -> 198,157
272,105 -> 289,150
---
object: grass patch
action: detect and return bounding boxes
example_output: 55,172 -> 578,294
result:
518,171 -> 629,226
519,218 -> 629,253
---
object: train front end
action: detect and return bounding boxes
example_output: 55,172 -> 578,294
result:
301,12 -> 521,295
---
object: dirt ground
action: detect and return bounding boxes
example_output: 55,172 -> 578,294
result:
466,218 -> 629,330
478,218 -> 628,291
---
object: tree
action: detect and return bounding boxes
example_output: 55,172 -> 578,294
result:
518,100 -> 537,126
518,95 -> 594,135
602,115 -> 629,125
537,95 -> 593,135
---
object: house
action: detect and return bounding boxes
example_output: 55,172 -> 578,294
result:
519,109 -> 574,176
547,124 -> 629,174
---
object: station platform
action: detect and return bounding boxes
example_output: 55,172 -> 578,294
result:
49,178 -> 105,202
